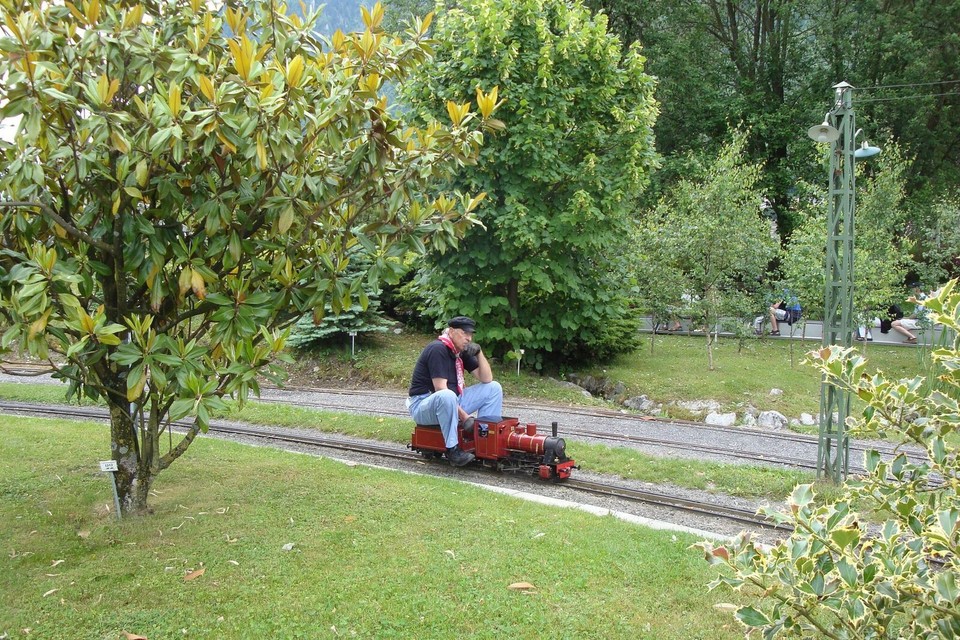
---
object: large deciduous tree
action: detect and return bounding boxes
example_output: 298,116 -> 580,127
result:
401,0 -> 659,366
0,0 -> 497,513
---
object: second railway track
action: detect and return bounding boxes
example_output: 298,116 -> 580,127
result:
0,399 -> 788,535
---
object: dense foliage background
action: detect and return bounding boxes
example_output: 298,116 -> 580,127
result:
307,0 -> 960,364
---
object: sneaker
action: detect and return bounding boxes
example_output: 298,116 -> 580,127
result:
446,446 -> 475,467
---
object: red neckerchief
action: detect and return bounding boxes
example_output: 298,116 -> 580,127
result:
437,334 -> 464,395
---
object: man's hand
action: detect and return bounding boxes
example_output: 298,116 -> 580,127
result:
462,342 -> 482,357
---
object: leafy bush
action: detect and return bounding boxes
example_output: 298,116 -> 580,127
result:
697,281 -> 960,638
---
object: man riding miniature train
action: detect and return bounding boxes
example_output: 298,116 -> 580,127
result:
406,316 -> 503,467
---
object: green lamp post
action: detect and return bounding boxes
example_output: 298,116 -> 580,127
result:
807,81 -> 880,483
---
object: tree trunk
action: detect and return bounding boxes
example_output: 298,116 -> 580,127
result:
109,402 -> 152,515
706,330 -> 716,371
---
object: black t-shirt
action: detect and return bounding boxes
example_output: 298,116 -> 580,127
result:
408,340 -> 480,397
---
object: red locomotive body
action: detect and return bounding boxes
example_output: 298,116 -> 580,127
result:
411,417 -> 576,481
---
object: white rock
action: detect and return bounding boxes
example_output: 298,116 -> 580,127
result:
758,410 -> 788,429
800,413 -> 816,426
741,413 -> 757,427
675,399 -> 722,414
769,388 -> 784,397
705,411 -> 737,427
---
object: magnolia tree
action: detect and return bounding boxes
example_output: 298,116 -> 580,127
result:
698,281 -> 960,638
0,0 -> 499,513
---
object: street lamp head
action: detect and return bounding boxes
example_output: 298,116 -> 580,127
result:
807,118 -> 840,143
854,140 -> 881,159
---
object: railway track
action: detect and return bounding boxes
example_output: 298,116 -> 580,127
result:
0,360 -> 925,472
0,399 -> 787,534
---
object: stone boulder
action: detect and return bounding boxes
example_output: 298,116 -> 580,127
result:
623,394 -> 658,413
705,411 -> 737,426
758,410 -> 788,429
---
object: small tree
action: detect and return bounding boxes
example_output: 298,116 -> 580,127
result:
0,0 -> 498,514
697,281 -> 960,638
636,132 -> 778,369
783,143 -> 913,329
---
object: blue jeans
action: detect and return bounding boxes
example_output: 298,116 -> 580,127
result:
407,381 -> 503,448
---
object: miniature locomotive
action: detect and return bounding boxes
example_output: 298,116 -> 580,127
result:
411,417 -> 577,481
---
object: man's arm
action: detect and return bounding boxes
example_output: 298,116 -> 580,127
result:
469,350 -> 493,383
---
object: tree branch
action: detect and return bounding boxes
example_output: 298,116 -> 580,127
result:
0,201 -> 114,253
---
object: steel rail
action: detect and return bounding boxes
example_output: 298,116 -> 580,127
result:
0,360 -> 920,461
0,366 -> 924,472
564,478 -> 790,531
251,396 -> 829,471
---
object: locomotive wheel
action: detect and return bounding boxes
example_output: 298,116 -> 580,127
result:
421,451 -> 443,460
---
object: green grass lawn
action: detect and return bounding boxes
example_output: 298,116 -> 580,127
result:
2,416 -> 746,639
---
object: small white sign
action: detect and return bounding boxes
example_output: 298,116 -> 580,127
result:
99,460 -> 118,472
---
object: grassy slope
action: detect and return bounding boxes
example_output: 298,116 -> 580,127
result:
2,416 -> 745,639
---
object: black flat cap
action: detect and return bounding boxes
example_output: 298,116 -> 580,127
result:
447,316 -> 476,333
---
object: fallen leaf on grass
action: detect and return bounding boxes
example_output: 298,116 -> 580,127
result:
444,550 -> 455,559
344,515 -> 356,523
227,560 -> 239,566
184,568 -> 205,581
713,603 -> 739,613
42,588 -> 59,597
281,543 -> 295,552
507,582 -> 537,592
77,530 -> 90,539
51,559 -> 65,567
123,631 -> 149,639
